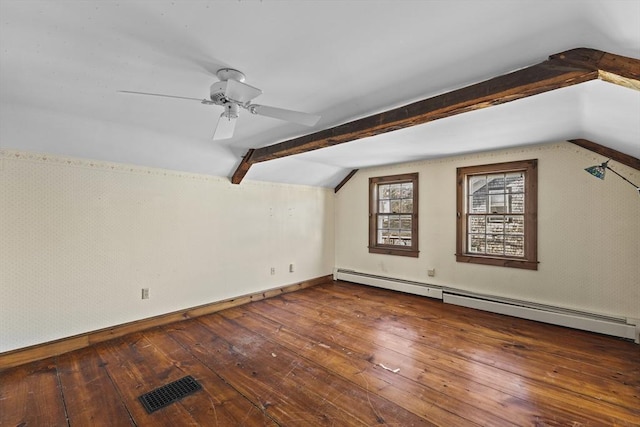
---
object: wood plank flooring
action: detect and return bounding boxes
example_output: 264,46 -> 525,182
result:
1,280 -> 639,426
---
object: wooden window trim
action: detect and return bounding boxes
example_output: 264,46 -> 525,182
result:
369,173 -> 419,258
456,160 -> 538,270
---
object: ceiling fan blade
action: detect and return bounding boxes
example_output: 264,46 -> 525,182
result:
118,90 -> 205,102
224,79 -> 262,104
249,104 -> 320,126
213,113 -> 237,140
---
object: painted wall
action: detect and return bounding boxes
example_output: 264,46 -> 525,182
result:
0,150 -> 335,353
335,142 -> 640,320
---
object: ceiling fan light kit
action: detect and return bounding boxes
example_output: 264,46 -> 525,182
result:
214,105 -> 239,141
121,68 -> 320,140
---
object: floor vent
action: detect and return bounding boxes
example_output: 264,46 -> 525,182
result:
138,375 -> 202,413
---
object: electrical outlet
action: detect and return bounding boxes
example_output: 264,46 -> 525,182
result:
427,268 -> 436,277
270,267 -> 276,275
141,288 -> 149,299
289,263 -> 294,273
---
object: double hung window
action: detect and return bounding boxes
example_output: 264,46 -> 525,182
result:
369,173 -> 419,257
456,160 -> 537,270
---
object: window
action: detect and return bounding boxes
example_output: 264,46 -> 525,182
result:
369,173 -> 419,257
456,160 -> 537,270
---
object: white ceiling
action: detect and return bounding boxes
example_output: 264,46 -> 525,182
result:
1,0 -> 639,188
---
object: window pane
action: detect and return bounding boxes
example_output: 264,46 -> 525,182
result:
401,183 -> 413,198
399,230 -> 411,246
400,216 -> 412,230
379,184 -> 390,199
487,215 -> 505,234
505,215 -> 524,234
378,215 -> 390,229
390,185 -> 401,199
379,200 -> 391,213
468,175 -> 487,195
486,234 -> 504,255
505,235 -> 524,257
393,231 -> 404,245
401,199 -> 413,213
378,215 -> 398,228
389,215 -> 401,229
506,172 -> 524,193
509,193 -> 525,213
468,215 -> 486,234
378,229 -> 391,244
489,194 -> 506,213
487,174 -> 505,194
390,200 -> 402,213
469,194 -> 487,213
468,235 -> 485,253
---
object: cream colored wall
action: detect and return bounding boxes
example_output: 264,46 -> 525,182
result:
0,150 -> 335,353
335,142 -> 640,320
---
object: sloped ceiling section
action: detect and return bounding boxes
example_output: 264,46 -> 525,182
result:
233,48 -> 640,184
1,1 -> 639,188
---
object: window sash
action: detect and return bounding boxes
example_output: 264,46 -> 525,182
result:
376,213 -> 413,246
466,213 -> 525,258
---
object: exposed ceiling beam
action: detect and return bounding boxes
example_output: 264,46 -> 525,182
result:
569,139 -> 640,171
231,149 -> 255,185
550,48 -> 640,91
231,48 -> 640,184
334,169 -> 358,193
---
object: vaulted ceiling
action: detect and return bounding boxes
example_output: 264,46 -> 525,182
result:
1,1 -> 638,188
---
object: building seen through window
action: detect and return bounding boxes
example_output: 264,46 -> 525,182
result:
467,172 -> 525,257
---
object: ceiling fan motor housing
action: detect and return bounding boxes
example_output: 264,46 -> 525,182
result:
210,81 -> 229,105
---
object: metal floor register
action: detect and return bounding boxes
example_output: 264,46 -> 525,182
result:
138,375 -> 203,413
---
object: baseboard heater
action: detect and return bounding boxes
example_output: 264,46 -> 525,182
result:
335,269 -> 638,342
443,293 -> 637,341
335,269 -> 443,299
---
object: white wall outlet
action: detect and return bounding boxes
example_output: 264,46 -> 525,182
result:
141,288 -> 149,299
289,263 -> 295,273
427,268 -> 436,277
270,267 -> 276,275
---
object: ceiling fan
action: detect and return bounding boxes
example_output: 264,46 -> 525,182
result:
120,68 -> 321,140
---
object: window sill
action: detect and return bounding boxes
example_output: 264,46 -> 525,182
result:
456,253 -> 538,270
369,246 -> 419,258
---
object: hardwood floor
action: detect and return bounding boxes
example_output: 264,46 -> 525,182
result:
1,280 -> 639,426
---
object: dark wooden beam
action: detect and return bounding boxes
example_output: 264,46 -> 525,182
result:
230,149 -> 255,184
550,48 -> 640,90
334,169 -> 358,193
252,59 -> 597,162
231,48 -> 640,184
569,139 -> 640,171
